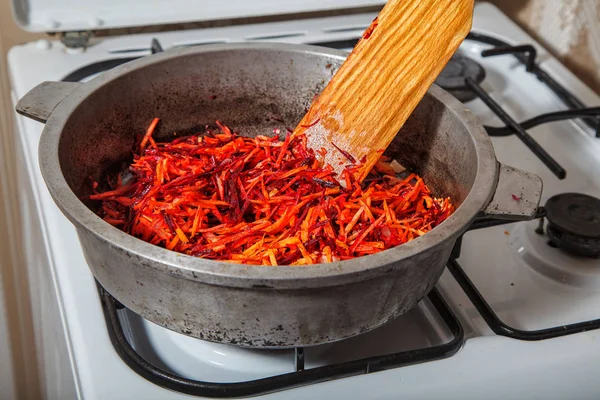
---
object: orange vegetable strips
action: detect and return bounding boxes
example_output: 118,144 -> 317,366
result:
90,120 -> 454,265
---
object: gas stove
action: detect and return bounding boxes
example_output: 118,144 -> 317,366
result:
7,2 -> 600,399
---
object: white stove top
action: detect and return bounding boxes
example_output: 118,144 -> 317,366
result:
7,3 -> 600,399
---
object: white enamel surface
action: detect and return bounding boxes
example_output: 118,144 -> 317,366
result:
8,12 -> 377,88
7,2 -> 600,399
11,0 -> 384,33
511,220 -> 600,290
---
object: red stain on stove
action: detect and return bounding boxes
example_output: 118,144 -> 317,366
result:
511,194 -> 522,201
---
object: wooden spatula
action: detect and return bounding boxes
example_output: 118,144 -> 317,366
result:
293,0 -> 474,182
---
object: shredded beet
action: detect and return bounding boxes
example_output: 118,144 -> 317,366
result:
89,118 -> 454,265
331,142 -> 357,163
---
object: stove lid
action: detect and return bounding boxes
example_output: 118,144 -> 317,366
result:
11,0 -> 385,33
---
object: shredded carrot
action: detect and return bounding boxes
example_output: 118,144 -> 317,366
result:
363,17 -> 379,39
139,118 -> 160,152
90,119 -> 454,265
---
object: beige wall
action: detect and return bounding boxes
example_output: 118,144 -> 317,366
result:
0,1 -> 42,399
488,0 -> 600,95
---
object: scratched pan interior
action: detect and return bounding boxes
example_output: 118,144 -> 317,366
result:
62,48 -> 474,210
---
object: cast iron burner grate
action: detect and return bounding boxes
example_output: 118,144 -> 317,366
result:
99,284 -> 463,398
449,206 -> 600,341
542,193 -> 600,257
434,53 -> 485,102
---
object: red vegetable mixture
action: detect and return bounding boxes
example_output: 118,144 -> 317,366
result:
89,119 -> 454,265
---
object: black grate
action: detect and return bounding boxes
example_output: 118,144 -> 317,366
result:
447,258 -> 600,341
466,32 -> 600,137
485,108 -> 600,137
99,284 -> 463,398
466,77 -> 566,179
449,212 -> 600,341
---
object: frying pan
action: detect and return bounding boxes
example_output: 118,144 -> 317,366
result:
16,43 -> 542,347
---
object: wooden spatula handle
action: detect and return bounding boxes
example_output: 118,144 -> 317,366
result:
294,0 -> 474,182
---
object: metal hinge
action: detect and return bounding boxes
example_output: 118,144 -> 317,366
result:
60,31 -> 92,49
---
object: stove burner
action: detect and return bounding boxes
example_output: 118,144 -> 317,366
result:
435,53 -> 485,102
544,193 -> 600,257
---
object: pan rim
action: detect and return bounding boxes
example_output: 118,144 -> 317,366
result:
38,42 -> 497,289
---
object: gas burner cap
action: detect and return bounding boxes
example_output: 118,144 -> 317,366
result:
434,54 -> 485,102
545,193 -> 600,257
545,193 -> 600,238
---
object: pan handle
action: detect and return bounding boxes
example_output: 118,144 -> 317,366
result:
16,81 -> 82,124
481,163 -> 543,220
